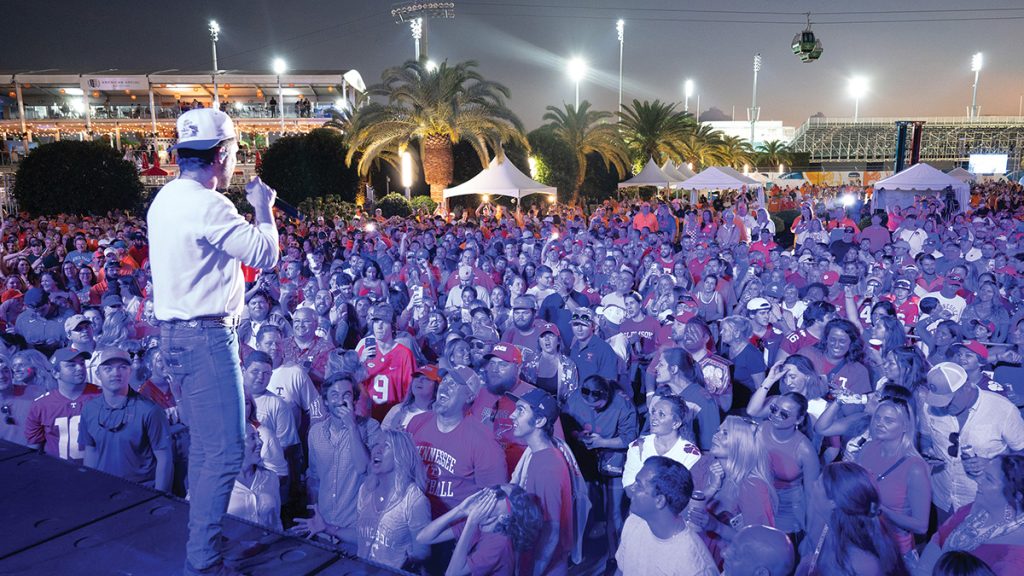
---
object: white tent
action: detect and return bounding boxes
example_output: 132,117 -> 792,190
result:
947,167 -> 977,183
618,158 -> 677,189
676,163 -> 697,179
678,166 -> 765,205
442,156 -> 556,200
661,160 -> 690,184
872,163 -> 969,212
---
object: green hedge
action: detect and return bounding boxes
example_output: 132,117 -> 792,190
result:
377,193 -> 413,218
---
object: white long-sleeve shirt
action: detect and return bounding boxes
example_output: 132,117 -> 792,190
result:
148,178 -> 279,321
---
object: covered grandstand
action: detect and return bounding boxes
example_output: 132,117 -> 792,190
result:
788,116 -> 1024,172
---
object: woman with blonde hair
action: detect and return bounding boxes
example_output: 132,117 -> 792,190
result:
11,348 -> 58,392
689,416 -> 778,564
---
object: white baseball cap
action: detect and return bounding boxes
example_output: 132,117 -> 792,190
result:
925,362 -> 968,408
171,108 -> 235,151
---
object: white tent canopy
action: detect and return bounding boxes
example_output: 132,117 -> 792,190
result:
442,156 -> 555,200
676,163 -> 697,179
947,167 -> 977,183
618,158 -> 678,189
872,163 -> 969,212
678,166 -> 765,205
661,160 -> 690,183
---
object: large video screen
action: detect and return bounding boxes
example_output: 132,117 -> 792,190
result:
968,154 -> 1008,174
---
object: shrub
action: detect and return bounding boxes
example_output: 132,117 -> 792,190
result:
13,141 -> 144,216
258,128 -> 360,206
298,195 -> 359,221
377,193 -> 412,218
410,195 -> 438,215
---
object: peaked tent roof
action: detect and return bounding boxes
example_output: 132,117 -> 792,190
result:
872,162 -> 969,212
678,166 -> 762,190
676,163 -> 697,179
443,156 -> 555,199
661,160 -> 689,183
618,158 -> 676,189
947,167 -> 977,182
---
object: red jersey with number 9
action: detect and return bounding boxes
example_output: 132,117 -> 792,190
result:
362,344 -> 416,422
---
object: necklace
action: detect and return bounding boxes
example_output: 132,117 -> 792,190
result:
947,508 -> 1024,551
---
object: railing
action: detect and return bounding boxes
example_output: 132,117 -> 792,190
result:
1,103 -> 343,122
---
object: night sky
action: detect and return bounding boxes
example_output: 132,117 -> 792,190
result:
6,0 -> 1023,129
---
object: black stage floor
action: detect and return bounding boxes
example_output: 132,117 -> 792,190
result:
0,440 -> 403,576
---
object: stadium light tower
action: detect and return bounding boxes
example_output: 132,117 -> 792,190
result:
273,57 -> 287,131
568,57 -> 587,109
848,76 -> 868,122
392,2 -> 455,61
684,79 -> 694,113
209,20 -> 220,106
749,53 -> 761,144
970,52 -> 983,119
616,19 -> 624,112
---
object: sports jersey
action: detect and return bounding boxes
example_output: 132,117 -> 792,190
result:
407,412 -> 508,517
362,343 -> 416,422
24,384 -> 101,461
780,328 -> 819,355
471,380 -> 536,474
616,315 -> 662,356
801,347 -> 872,394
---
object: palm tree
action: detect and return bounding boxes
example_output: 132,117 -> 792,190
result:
755,140 -> 793,170
326,106 -> 402,206
717,135 -> 755,170
542,101 -> 629,205
617,99 -> 696,165
678,124 -> 726,170
346,59 -> 527,203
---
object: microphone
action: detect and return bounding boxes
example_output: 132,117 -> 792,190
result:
273,197 -> 304,221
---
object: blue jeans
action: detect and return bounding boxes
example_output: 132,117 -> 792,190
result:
161,323 -> 244,573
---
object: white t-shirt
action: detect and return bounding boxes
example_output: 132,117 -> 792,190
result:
616,515 -> 719,576
924,291 -> 967,323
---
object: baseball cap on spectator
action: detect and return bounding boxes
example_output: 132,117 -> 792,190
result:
747,298 -> 771,312
763,285 -> 784,299
368,303 -> 394,323
103,247 -> 118,257
171,108 -> 236,151
892,240 -> 912,252
446,365 -> 484,396
945,273 -> 964,286
512,296 -> 536,311
1,289 -> 22,303
903,264 -> 918,272
925,362 -> 968,408
970,319 -> 996,334
51,347 -> 90,364
111,240 -> 127,250
101,294 -> 124,308
570,308 -> 597,325
64,314 -> 91,334
798,254 -> 815,264
413,365 -> 443,383
955,340 -> 989,361
538,322 -> 560,338
506,388 -> 559,424
595,304 -> 625,325
24,287 -> 48,308
894,279 -> 912,291
821,271 -> 839,286
95,347 -> 131,365
484,342 -> 523,365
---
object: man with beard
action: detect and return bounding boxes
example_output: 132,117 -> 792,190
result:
540,269 -> 589,350
473,342 -> 541,473
79,347 -> 172,491
502,296 -> 543,362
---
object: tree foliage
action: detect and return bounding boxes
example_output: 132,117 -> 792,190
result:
258,128 -> 360,206
618,99 -> 696,165
377,192 -> 413,218
542,101 -> 628,204
13,141 -> 143,216
527,126 -> 576,201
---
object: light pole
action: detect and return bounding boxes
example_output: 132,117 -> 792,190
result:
568,57 -> 587,109
848,76 -> 868,122
749,53 -> 761,144
401,150 -> 413,199
616,19 -> 624,113
970,52 -> 983,119
684,79 -> 694,114
209,20 -> 220,106
273,57 -> 286,132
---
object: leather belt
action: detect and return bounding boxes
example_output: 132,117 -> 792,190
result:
161,315 -> 241,329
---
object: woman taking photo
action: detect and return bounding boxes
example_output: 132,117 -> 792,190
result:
689,415 -> 777,564
804,461 -> 908,576
854,399 -> 931,558
521,323 -> 579,402
914,455 -> 1024,575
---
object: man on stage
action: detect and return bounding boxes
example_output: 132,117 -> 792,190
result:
148,108 -> 280,576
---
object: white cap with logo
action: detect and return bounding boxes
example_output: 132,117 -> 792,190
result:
171,108 -> 235,151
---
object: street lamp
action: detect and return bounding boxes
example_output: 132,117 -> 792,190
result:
425,59 -> 438,72
684,79 -> 694,113
209,20 -> 220,106
616,20 -> 624,113
273,57 -> 287,131
848,76 -> 868,122
567,57 -> 587,109
970,52 -> 983,119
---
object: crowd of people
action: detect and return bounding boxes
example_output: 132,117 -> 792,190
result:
3,143 -> 1024,575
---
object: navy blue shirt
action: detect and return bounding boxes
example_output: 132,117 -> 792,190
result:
540,290 -> 590,349
570,336 -> 619,384
78,390 -> 170,487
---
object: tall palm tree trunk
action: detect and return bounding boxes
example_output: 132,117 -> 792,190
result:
422,135 -> 454,203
